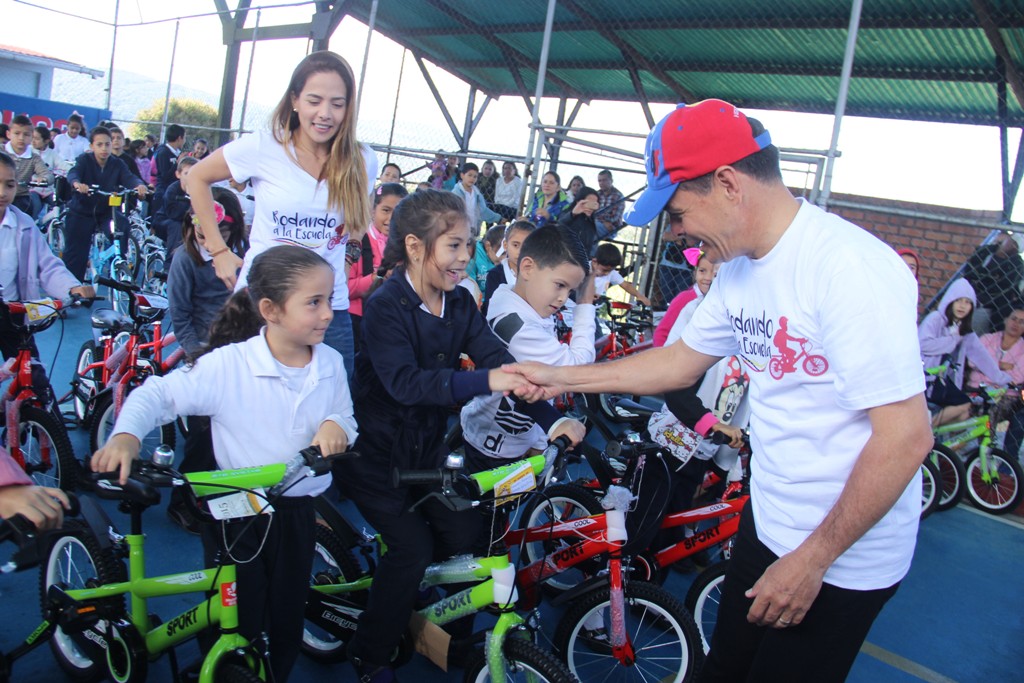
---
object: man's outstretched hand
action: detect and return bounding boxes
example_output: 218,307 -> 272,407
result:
502,361 -> 566,402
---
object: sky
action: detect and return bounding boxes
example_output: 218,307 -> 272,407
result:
3,0 -> 1022,223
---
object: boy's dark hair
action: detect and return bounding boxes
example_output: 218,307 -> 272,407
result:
462,162 -> 479,175
373,182 -> 408,208
198,246 -> 331,361
944,301 -> 973,336
0,152 -> 16,173
518,224 -> 590,275
165,124 -> 185,143
107,125 -> 123,136
10,115 -> 31,128
595,242 -> 623,267
504,219 -> 536,242
183,187 -> 248,267
482,224 -> 504,249
680,117 -> 782,195
381,162 -> 401,177
145,134 -> 157,144
88,127 -> 111,143
177,155 -> 199,170
382,190 -> 467,271
598,169 -> 612,179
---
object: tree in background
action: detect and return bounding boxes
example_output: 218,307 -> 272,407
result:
130,98 -> 220,151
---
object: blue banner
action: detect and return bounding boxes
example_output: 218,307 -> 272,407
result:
0,92 -> 112,131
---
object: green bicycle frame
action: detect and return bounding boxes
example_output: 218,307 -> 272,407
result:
53,460 -> 297,683
933,415 -> 1004,485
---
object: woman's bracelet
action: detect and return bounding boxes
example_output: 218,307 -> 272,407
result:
209,246 -> 230,258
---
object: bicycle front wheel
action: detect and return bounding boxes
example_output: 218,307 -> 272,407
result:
17,404 -> 78,491
554,580 -> 704,683
964,447 -> 1024,514
919,457 -> 940,520
519,484 -> 603,596
463,636 -> 576,683
302,524 -> 366,662
41,521 -> 126,682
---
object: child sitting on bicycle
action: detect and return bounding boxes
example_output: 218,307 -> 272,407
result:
461,224 -> 590,472
482,220 -> 536,314
591,242 -> 650,306
335,190 -> 581,682
63,126 -> 147,281
152,154 -> 199,257
919,278 -> 1010,427
164,189 -> 248,533
0,152 -> 94,402
91,245 -> 357,683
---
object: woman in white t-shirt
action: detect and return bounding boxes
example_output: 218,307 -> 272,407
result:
188,51 -> 378,377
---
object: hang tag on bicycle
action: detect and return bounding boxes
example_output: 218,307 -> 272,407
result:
23,300 -> 56,322
494,462 -> 536,506
207,489 -> 273,520
108,195 -> 122,207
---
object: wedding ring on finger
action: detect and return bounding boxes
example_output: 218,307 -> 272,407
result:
777,617 -> 792,626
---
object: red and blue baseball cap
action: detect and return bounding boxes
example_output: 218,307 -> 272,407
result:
624,99 -> 772,226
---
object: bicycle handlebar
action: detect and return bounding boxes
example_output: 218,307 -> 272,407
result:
96,276 -> 141,294
0,493 -> 81,573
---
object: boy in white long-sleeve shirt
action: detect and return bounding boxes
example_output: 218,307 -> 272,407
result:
461,224 -> 592,466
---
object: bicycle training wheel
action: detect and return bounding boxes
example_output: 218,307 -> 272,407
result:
519,484 -> 603,596
302,524 -> 366,663
41,521 -> 126,682
554,580 -> 704,683
684,560 -> 729,654
930,442 -> 966,511
463,636 -> 576,683
964,447 -> 1024,514
920,457 -> 940,520
15,404 -> 78,491
90,393 -> 175,456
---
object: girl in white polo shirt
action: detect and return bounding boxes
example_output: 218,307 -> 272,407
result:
188,51 -> 378,378
91,245 -> 357,683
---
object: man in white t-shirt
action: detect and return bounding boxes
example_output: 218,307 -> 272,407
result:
507,99 -> 932,682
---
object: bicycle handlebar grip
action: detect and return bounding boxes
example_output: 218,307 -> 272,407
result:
551,435 -> 572,453
391,468 -> 445,489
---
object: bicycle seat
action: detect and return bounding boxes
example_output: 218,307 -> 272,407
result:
91,308 -> 131,333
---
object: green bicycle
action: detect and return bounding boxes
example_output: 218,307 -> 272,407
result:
931,382 -> 1024,515
303,441 -> 577,683
39,445 -> 354,683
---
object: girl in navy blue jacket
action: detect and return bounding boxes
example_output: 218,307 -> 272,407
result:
337,190 -> 580,681
64,127 -> 147,280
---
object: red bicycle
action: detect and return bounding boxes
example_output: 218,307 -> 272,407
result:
69,277 -> 184,457
0,296 -> 84,491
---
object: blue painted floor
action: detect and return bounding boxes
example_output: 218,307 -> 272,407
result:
1,303 -> 1020,682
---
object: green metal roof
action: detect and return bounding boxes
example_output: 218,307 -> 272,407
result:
342,0 -> 1024,126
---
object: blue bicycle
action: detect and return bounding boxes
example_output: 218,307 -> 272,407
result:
83,187 -> 143,316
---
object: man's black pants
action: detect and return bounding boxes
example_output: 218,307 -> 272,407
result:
700,504 -> 900,683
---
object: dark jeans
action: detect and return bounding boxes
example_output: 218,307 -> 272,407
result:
700,504 -> 900,683
323,310 -> 354,380
200,496 -> 315,683
1004,409 -> 1024,463
350,494 -> 483,666
627,454 -> 709,556
169,416 -> 216,514
62,210 -> 130,282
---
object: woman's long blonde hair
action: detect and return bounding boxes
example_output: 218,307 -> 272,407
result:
271,51 -> 371,238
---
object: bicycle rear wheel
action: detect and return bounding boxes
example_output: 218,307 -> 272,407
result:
919,457 -> 940,519
964,447 -> 1024,514
519,484 -> 603,596
684,560 -> 728,654
463,636 -> 576,683
90,392 -> 175,456
930,442 -> 966,511
14,404 -> 78,491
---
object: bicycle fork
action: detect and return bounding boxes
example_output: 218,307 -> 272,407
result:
604,509 -> 637,665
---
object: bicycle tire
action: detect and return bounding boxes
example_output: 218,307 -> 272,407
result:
17,404 -> 78,492
143,254 -> 166,297
463,635 -> 576,683
47,220 -> 66,259
964,447 -> 1024,515
683,560 -> 728,654
930,442 -> 966,511
90,393 -> 176,456
40,520 -> 127,682
302,524 -> 366,663
554,580 -> 704,683
920,457 -> 940,520
214,662 -> 262,683
73,340 -> 100,426
519,484 -> 604,596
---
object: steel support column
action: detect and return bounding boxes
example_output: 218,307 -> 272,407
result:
523,0 -> 559,207
414,54 -> 463,148
819,0 -> 863,208
215,0 -> 251,147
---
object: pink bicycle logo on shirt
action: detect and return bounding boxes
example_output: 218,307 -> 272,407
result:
768,340 -> 828,379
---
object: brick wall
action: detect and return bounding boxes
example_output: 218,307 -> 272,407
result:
823,191 -> 1005,310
